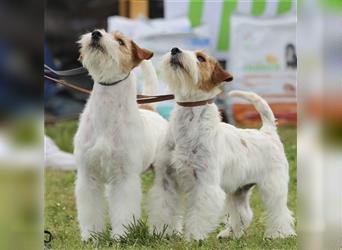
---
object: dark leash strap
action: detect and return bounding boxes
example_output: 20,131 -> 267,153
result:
44,64 -> 175,104
136,94 -> 175,104
44,75 -> 91,94
44,65 -> 218,106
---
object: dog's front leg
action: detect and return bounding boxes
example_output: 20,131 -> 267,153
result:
147,166 -> 182,236
107,173 -> 142,239
184,181 -> 226,241
147,136 -> 182,236
75,170 -> 105,241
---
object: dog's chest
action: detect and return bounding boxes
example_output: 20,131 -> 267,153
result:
75,95 -> 144,176
82,119 -> 141,159
171,107 -> 217,148
172,108 -> 201,142
168,107 -> 219,190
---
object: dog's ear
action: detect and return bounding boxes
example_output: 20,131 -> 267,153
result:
211,63 -> 233,84
131,41 -> 153,61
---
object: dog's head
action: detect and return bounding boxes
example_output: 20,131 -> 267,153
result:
160,48 -> 233,100
78,29 -> 153,83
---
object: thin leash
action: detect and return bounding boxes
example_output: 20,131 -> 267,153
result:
44,74 -> 175,104
44,75 -> 91,94
44,64 -> 175,104
44,65 -> 215,106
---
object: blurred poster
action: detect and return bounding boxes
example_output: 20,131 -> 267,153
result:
164,0 -> 297,60
229,15 -> 297,125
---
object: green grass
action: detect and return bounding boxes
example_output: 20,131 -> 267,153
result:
45,120 -> 297,250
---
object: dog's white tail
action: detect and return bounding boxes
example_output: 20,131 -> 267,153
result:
140,60 -> 158,96
229,90 -> 276,131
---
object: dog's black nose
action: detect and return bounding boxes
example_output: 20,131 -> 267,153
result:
91,31 -> 102,41
171,47 -> 181,55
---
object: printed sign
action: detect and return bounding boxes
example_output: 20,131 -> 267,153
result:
229,15 -> 297,125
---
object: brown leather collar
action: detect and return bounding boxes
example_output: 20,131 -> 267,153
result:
98,72 -> 130,86
177,98 -> 215,107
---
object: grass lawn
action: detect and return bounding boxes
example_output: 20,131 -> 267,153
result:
45,120 -> 297,250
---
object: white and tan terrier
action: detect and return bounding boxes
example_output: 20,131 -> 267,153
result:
147,47 -> 295,240
74,29 -> 167,241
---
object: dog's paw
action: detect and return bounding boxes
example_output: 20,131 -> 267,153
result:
217,228 -> 231,239
81,235 -> 101,247
185,232 -> 207,241
264,229 -> 296,239
81,231 -> 92,242
111,227 -> 125,240
150,224 -> 181,236
232,229 -> 244,239
111,231 -> 125,241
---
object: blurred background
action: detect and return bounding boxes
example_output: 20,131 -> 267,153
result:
0,0 -> 42,249
44,0 -> 297,125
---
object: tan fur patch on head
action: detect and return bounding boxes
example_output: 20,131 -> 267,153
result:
195,50 -> 233,91
111,31 -> 153,72
112,31 -> 132,72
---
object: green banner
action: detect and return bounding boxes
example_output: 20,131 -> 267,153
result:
252,0 -> 267,16
187,0 -> 295,51
320,0 -> 342,12
217,0 -> 238,51
278,0 -> 292,15
189,0 -> 205,27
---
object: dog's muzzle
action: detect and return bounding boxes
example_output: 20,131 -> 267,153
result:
91,30 -> 102,42
170,47 -> 183,69
89,30 -> 104,51
171,47 -> 181,55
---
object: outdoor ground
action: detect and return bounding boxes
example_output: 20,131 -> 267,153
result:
45,120 -> 297,250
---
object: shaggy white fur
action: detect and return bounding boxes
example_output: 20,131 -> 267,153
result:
74,29 -> 167,241
148,48 -> 295,241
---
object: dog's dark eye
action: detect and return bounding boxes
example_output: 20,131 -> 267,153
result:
117,39 -> 125,46
197,55 -> 205,62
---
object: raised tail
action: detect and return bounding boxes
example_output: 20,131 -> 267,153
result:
140,60 -> 158,96
229,90 -> 276,131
